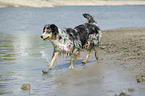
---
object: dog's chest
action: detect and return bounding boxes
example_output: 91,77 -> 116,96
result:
50,30 -> 74,53
51,40 -> 72,52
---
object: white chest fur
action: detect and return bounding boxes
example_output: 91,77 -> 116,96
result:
50,40 -> 71,52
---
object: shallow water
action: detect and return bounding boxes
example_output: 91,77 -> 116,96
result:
0,6 -> 145,96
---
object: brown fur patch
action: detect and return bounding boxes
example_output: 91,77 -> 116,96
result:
51,34 -> 56,40
83,40 -> 90,49
69,46 -> 74,51
43,32 -> 52,39
43,32 -> 56,40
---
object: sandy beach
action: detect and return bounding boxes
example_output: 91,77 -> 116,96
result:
0,0 -> 145,8
101,27 -> 145,77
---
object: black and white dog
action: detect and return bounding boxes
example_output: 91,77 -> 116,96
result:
41,13 -> 101,73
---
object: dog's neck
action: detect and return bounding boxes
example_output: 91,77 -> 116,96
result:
49,29 -> 73,52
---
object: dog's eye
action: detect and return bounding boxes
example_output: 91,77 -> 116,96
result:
43,29 -> 51,33
46,31 -> 51,33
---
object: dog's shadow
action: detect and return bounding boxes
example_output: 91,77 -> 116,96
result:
53,59 -> 96,71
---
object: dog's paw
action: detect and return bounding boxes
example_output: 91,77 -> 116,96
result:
42,69 -> 49,74
95,56 -> 98,60
68,66 -> 74,69
82,60 -> 86,64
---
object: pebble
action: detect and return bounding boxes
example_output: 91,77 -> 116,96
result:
21,83 -> 31,91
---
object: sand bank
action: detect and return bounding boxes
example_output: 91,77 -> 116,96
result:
0,0 -> 145,8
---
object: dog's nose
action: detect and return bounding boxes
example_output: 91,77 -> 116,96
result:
40,35 -> 43,38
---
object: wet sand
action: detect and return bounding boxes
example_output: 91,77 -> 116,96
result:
1,0 -> 145,8
51,27 -> 145,96
101,27 -> 145,74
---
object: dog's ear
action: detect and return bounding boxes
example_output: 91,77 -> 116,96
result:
50,24 -> 58,35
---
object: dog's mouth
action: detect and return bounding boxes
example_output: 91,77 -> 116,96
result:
40,36 -> 49,40
43,36 -> 49,40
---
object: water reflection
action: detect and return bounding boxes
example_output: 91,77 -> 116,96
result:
0,32 -> 46,95
0,32 -> 44,60
0,33 -> 16,62
13,34 -> 36,57
0,33 -> 32,62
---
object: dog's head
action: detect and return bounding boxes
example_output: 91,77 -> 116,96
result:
41,24 -> 58,40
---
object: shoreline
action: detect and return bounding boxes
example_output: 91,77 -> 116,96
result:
0,0 -> 145,8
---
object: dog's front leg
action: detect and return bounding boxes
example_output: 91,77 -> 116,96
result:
68,51 -> 80,69
82,50 -> 90,64
68,57 -> 75,69
42,51 -> 59,73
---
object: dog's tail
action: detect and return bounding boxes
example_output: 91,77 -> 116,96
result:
83,13 -> 102,47
83,13 -> 95,23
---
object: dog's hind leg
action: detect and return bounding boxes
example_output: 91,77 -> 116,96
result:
94,46 -> 98,60
82,50 -> 91,64
42,51 -> 59,73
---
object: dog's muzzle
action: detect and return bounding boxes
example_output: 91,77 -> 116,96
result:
40,35 -> 49,40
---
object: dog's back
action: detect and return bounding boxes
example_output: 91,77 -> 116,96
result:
71,13 -> 101,50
